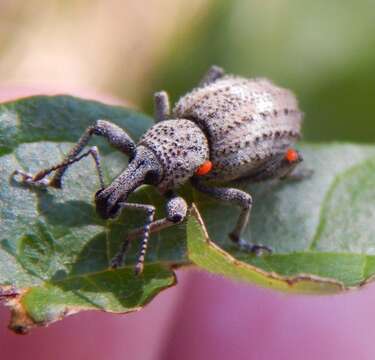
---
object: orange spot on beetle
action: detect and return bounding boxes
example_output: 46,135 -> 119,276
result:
195,160 -> 213,176
285,148 -> 299,163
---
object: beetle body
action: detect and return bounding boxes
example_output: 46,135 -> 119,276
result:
174,76 -> 302,183
13,66 -> 305,274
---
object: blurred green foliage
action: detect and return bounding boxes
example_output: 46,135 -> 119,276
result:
148,0 -> 375,143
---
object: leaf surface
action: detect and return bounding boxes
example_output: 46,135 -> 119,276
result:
1,95 -> 375,332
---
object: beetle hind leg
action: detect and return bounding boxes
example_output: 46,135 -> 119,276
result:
191,178 -> 272,256
229,233 -> 272,256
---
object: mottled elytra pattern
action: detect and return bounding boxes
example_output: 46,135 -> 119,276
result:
174,76 -> 302,182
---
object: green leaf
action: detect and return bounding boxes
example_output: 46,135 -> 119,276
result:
1,95 -> 375,333
0,95 -> 177,333
188,144 -> 375,292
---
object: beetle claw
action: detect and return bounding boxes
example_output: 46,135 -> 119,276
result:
110,254 -> 123,269
236,238 -> 273,256
110,239 -> 131,270
11,170 -> 50,188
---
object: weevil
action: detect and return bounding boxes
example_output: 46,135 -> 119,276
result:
13,66 -> 304,275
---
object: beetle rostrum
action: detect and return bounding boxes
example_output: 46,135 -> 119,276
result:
13,65 -> 304,275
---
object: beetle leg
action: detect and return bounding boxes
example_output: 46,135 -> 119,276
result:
199,65 -> 225,86
191,178 -> 272,255
110,217 -> 173,270
114,202 -> 156,275
111,195 -> 187,274
12,120 -> 136,189
154,91 -> 171,122
13,146 -> 105,189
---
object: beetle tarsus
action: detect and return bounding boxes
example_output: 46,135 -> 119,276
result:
12,146 -> 105,189
134,262 -> 144,276
12,169 -> 50,187
110,239 -> 130,269
234,236 -> 273,256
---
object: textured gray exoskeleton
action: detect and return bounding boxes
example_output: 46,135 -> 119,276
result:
13,66 -> 304,275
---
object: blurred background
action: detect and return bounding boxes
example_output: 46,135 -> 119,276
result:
1,0 -> 375,141
1,0 -> 375,359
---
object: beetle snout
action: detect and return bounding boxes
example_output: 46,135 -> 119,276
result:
95,188 -> 121,219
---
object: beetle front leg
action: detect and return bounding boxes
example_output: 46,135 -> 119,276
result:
191,178 -> 272,255
12,120 -> 136,189
111,195 -> 187,274
114,203 -> 156,275
13,146 -> 105,189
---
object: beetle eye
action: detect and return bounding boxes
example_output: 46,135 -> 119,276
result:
144,170 -> 160,185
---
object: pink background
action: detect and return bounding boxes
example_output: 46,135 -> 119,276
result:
2,269 -> 375,360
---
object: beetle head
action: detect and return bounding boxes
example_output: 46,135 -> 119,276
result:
95,146 -> 162,219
